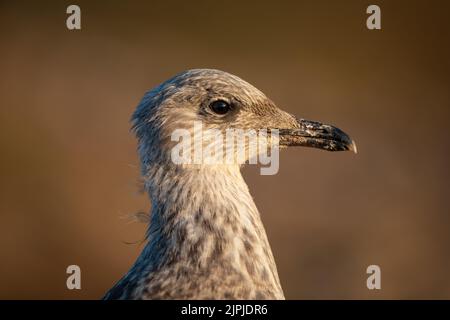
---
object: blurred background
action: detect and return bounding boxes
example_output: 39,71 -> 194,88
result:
1,0 -> 449,299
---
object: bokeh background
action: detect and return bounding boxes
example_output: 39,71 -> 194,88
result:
1,0 -> 449,299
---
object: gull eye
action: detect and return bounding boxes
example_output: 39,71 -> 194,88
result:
209,100 -> 232,115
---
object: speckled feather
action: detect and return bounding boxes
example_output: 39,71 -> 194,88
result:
103,69 -> 304,300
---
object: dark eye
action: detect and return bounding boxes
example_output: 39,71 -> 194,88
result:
209,100 -> 232,115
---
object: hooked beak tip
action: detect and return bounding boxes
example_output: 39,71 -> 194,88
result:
350,140 -> 358,154
278,118 -> 357,154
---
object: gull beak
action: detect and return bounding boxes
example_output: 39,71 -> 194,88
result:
278,118 -> 357,154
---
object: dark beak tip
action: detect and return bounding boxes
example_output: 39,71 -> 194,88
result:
279,118 -> 358,155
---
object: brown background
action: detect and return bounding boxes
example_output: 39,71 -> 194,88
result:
1,0 -> 449,299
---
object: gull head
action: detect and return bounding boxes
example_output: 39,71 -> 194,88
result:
132,69 -> 356,171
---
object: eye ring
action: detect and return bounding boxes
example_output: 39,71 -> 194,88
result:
209,100 -> 232,115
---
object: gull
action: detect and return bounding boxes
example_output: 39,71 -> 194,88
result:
103,69 -> 356,300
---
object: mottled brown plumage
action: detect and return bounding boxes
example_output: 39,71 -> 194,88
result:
104,69 -> 356,300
